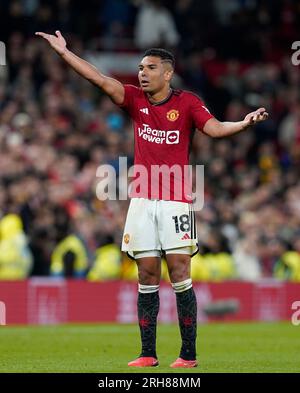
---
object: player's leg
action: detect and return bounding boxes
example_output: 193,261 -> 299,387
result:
128,252 -> 161,367
136,255 -> 161,356
157,200 -> 198,367
165,250 -> 198,368
121,198 -> 162,366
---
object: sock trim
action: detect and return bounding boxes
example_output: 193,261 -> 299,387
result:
138,284 -> 159,294
171,278 -> 192,293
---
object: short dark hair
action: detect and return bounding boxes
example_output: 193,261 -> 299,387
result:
143,48 -> 175,69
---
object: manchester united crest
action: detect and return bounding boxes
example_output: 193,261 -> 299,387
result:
123,233 -> 130,244
166,109 -> 179,121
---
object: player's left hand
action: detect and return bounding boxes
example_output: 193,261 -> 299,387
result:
243,107 -> 269,128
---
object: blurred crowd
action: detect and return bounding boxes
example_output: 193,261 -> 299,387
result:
0,0 -> 300,282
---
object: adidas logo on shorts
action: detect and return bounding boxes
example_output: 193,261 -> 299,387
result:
181,233 -> 191,240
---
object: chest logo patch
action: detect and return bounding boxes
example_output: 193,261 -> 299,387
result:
166,109 -> 179,121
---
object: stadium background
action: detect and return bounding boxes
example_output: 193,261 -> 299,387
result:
0,0 -> 300,327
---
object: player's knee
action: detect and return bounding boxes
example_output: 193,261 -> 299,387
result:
169,269 -> 190,283
138,266 -> 160,285
167,259 -> 190,283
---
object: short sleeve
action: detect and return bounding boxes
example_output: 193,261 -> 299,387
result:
118,84 -> 140,115
189,93 -> 214,131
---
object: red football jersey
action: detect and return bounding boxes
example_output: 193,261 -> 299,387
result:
118,85 -> 214,202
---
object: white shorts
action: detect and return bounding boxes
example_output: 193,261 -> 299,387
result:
122,198 -> 198,259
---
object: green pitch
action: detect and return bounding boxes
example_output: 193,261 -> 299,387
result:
0,322 -> 299,373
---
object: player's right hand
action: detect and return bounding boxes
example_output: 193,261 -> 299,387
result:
35,30 -> 67,56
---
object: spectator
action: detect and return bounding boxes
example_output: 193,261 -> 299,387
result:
232,237 -> 262,281
0,214 -> 33,279
134,0 -> 180,50
87,240 -> 122,281
50,233 -> 89,278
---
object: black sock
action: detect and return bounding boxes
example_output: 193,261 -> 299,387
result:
137,290 -> 159,358
175,287 -> 197,360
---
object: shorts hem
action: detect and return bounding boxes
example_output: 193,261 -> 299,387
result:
125,244 -> 199,260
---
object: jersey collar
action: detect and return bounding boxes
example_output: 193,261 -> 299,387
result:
146,89 -> 173,106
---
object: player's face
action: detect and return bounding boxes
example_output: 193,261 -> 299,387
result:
138,56 -> 173,93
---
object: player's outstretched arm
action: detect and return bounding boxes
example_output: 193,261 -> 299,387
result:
203,107 -> 269,138
35,30 -> 124,105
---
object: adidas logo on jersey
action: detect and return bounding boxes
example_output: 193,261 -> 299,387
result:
140,108 -> 149,115
181,233 -> 191,240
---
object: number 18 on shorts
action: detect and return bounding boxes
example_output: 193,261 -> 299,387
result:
122,198 -> 198,257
